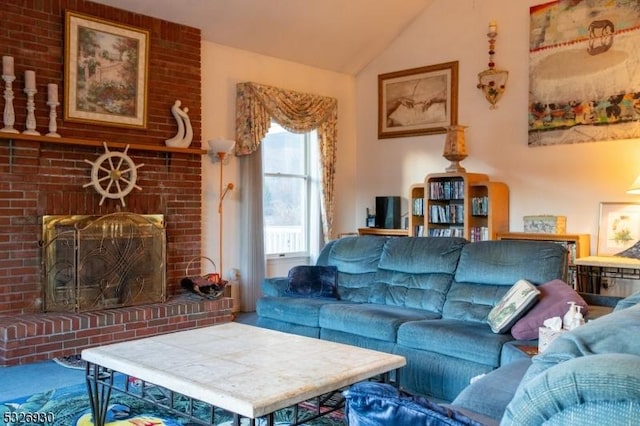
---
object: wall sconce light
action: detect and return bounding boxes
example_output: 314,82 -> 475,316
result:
208,138 -> 236,276
477,21 -> 508,109
443,125 -> 468,173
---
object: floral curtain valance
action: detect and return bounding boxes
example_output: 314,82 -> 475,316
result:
235,82 -> 337,155
235,82 -> 338,240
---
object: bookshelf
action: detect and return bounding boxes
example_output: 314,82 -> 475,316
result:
425,172 -> 510,241
468,181 -> 509,241
496,232 -> 590,288
408,172 -> 509,240
409,184 -> 425,236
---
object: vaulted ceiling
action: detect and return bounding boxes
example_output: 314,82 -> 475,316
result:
91,0 -> 433,74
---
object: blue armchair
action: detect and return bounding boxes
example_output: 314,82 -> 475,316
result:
344,296 -> 640,425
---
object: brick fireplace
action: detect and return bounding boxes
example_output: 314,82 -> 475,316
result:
0,1 -> 233,366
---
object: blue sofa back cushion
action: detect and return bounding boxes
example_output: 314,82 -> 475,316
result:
328,235 -> 387,274
327,236 -> 388,301
443,240 -> 567,323
369,237 -> 466,312
344,382 -> 485,426
369,274 -> 453,312
378,237 -> 467,274
454,240 -> 567,285
285,265 -> 338,299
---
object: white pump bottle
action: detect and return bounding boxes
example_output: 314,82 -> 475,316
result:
563,301 -> 578,330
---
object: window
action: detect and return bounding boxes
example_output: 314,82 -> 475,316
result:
262,122 -> 319,258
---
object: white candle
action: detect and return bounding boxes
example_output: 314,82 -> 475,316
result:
2,56 -> 14,76
47,83 -> 58,103
25,70 -> 36,90
489,21 -> 498,34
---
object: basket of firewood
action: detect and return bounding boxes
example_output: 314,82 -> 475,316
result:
181,256 -> 227,299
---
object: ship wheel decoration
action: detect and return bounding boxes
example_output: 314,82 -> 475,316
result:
83,143 -> 144,206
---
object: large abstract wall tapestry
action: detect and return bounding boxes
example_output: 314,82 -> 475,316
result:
529,1 -> 640,146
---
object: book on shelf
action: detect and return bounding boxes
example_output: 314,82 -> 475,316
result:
429,204 -> 464,224
412,198 -> 424,216
471,196 -> 489,216
428,227 -> 464,237
470,226 -> 489,242
429,180 -> 465,200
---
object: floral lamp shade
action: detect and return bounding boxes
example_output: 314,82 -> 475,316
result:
478,68 -> 508,109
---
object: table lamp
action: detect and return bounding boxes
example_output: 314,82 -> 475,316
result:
443,125 -> 468,173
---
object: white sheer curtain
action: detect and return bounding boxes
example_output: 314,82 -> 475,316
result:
238,152 -> 266,312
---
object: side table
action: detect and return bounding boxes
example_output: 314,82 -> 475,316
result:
575,255 -> 640,294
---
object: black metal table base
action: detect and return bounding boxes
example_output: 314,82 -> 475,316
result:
577,264 -> 640,294
85,362 -> 398,426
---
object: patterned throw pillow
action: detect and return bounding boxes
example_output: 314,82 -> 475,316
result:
285,265 -> 339,299
487,279 -> 540,334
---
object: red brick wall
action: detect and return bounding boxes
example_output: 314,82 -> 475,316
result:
0,296 -> 233,366
0,0 -> 203,315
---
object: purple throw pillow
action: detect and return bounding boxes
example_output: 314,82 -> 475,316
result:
511,279 -> 588,340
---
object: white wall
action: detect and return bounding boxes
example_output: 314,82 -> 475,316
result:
200,41 -> 357,284
200,0 -> 640,301
355,0 -> 640,255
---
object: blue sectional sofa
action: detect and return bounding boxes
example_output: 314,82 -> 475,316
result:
256,235 -> 567,401
344,293 -> 640,425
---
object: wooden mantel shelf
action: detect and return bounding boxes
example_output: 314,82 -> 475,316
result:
0,132 -> 209,155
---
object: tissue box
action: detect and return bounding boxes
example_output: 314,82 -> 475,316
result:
524,215 -> 566,234
538,326 -> 566,353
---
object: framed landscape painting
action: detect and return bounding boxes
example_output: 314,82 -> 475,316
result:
378,61 -> 458,139
64,11 -> 149,128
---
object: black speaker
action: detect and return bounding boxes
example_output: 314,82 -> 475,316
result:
375,196 -> 401,229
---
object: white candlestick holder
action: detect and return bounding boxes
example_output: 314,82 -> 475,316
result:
1,74 -> 19,133
46,101 -> 60,137
23,87 -> 40,136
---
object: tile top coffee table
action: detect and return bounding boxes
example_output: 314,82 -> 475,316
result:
81,322 -> 406,426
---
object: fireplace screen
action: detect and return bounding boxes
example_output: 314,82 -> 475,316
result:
42,213 -> 166,312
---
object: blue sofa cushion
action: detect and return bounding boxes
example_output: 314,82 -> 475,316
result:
328,235 -> 386,274
285,265 -> 338,299
396,319 -> 514,367
377,237 -> 466,274
453,240 -> 567,285
344,382 -> 486,426
327,236 -> 388,301
450,358 -> 531,423
443,241 -> 567,323
442,281 -> 505,324
256,297 -> 346,328
319,303 -> 439,342
614,290 -> 640,311
372,237 -> 466,313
